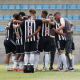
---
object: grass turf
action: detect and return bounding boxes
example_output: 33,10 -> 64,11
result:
0,64 -> 80,80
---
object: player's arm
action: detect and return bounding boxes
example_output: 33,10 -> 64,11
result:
48,22 -> 55,26
13,20 -> 22,24
52,28 -> 66,36
57,24 -> 65,31
67,28 -> 73,34
27,26 -> 41,38
50,35 -> 55,39
57,18 -> 65,31
13,24 -> 21,28
42,19 -> 50,23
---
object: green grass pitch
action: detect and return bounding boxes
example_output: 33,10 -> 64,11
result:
0,64 -> 80,80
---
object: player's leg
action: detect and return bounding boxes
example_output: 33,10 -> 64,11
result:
18,45 -> 24,71
43,37 -> 51,71
13,45 -> 21,71
30,41 -> 37,65
65,40 -> 73,71
49,45 -> 56,70
4,40 -> 13,71
24,42 -> 30,65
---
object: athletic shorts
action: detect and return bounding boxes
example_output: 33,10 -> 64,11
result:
16,45 -> 24,53
71,42 -> 75,50
25,41 -> 37,53
4,40 -> 16,54
38,37 -> 51,52
56,40 -> 66,51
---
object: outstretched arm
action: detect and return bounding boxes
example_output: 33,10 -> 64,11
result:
27,26 -> 41,38
57,24 -> 65,31
13,24 -> 21,28
13,20 -> 22,24
52,28 -> 66,36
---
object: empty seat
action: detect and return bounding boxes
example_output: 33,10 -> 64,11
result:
29,5 -> 35,9
35,15 -> 37,19
11,15 -> 13,19
36,5 -> 42,9
57,5 -> 62,9
62,15 -> 65,17
9,5 -> 15,9
38,15 -> 42,19
76,26 -> 80,31
16,5 -> 21,9
77,5 -> 80,9
22,5 -> 28,9
0,15 -> 3,20
43,5 -> 49,9
63,4 -> 69,9
70,4 -> 76,9
66,15 -> 72,20
0,5 -> 1,9
50,5 -> 55,9
0,26 -> 5,31
72,26 -> 74,31
4,15 -> 10,20
2,5 -> 8,9
73,15 -> 79,20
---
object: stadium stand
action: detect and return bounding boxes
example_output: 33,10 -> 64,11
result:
29,5 -> 35,9
16,5 -> 21,9
50,4 -> 55,9
22,5 -> 28,9
70,4 -> 76,9
0,15 -> 3,20
9,5 -> 15,9
43,5 -> 49,9
57,4 -> 62,9
66,15 -> 72,20
36,5 -> 42,9
0,26 -> 5,31
73,15 -> 79,20
4,15 -> 10,20
2,4 -> 8,9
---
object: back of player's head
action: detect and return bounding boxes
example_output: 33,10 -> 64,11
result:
42,10 -> 48,16
13,13 -> 18,18
19,12 -> 26,17
54,12 -> 61,16
15,14 -> 20,20
29,8 -> 36,15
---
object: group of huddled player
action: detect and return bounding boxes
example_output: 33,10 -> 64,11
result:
4,8 -> 75,72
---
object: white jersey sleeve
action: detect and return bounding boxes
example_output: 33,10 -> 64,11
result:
60,17 -> 65,25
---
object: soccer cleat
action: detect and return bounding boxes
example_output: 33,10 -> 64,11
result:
13,68 -> 17,71
69,68 -> 74,71
60,69 -> 68,72
37,67 -> 42,70
49,67 -> 54,70
52,68 -> 60,71
42,67 -> 46,72
18,69 -> 23,72
6,68 -> 13,71
34,69 -> 37,72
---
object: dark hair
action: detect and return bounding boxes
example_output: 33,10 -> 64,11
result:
29,8 -> 36,14
19,12 -> 26,16
48,14 -> 53,18
54,12 -> 61,16
15,14 -> 20,20
42,10 -> 48,16
13,13 -> 18,18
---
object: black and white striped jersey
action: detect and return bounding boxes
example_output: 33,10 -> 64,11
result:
55,23 -> 66,41
5,19 -> 16,45
5,19 -> 12,40
14,23 -> 24,45
20,19 -> 42,42
39,20 -> 54,37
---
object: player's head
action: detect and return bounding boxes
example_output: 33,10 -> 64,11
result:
13,13 -> 18,19
29,8 -> 36,16
54,12 -> 61,21
48,14 -> 54,22
19,12 -> 26,17
14,14 -> 22,21
41,10 -> 48,18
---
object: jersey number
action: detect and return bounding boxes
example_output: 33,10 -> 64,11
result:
45,27 -> 49,34
28,26 -> 32,33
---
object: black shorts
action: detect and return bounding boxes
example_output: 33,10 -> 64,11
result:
38,37 -> 51,52
25,41 -> 37,53
56,40 -> 66,51
71,42 -> 75,50
4,40 -> 16,54
16,45 -> 24,53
